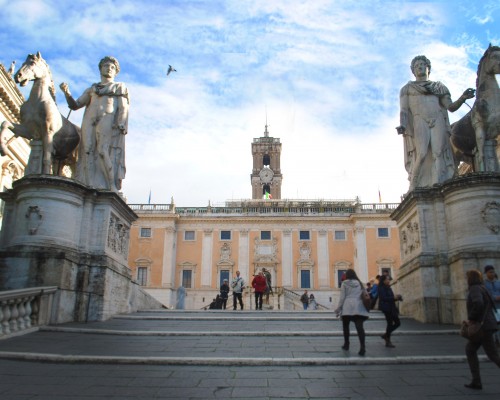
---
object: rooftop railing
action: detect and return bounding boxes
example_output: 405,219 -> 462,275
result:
128,200 -> 399,216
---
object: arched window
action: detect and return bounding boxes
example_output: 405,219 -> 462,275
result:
262,154 -> 270,166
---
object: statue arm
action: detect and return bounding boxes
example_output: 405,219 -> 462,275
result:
397,85 -> 410,135
59,83 -> 90,111
444,88 -> 475,112
113,94 -> 129,134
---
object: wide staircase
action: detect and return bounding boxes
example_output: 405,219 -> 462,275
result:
1,309 -> 499,399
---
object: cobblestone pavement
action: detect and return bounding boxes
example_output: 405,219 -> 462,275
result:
0,310 -> 499,399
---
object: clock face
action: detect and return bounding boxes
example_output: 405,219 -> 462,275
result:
259,168 -> 274,183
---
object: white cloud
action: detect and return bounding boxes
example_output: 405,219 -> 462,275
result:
2,0 -> 496,207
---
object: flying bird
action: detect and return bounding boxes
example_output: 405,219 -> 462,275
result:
167,65 -> 177,76
8,61 -> 16,75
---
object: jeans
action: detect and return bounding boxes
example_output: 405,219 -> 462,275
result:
302,303 -> 308,310
383,310 -> 401,339
233,292 -> 243,310
465,330 -> 500,384
254,292 -> 263,310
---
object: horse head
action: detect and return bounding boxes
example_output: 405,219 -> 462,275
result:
476,44 -> 500,85
15,51 -> 50,87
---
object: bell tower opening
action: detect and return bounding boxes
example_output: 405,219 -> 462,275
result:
263,154 -> 270,167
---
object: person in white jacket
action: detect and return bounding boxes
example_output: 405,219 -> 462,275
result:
335,269 -> 370,356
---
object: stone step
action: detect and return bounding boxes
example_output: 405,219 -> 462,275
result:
0,309 -> 469,367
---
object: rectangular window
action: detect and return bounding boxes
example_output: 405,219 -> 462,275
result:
220,230 -> 231,240
137,267 -> 148,286
381,268 -> 392,279
377,227 -> 389,238
261,230 -> 271,240
334,230 -> 346,240
140,228 -> 151,238
300,270 -> 311,289
182,270 -> 192,288
337,269 -> 347,288
299,230 -> 310,240
220,270 -> 230,287
184,230 -> 195,241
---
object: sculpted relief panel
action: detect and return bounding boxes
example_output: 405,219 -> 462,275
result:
400,218 -> 420,257
481,201 -> 500,234
254,237 -> 278,263
107,213 -> 130,256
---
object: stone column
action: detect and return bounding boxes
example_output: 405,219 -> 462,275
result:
282,229 -> 292,287
201,229 -> 213,287
354,226 -> 368,283
161,226 -> 176,289
317,229 -> 330,288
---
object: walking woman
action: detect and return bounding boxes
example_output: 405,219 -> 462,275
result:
464,269 -> 500,390
378,274 -> 402,348
334,269 -> 369,356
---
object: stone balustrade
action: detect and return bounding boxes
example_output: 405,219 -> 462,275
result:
129,201 -> 400,216
0,287 -> 57,338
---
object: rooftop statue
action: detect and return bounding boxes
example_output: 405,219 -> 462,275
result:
397,55 -> 475,191
0,52 -> 80,175
451,44 -> 500,172
60,56 -> 129,192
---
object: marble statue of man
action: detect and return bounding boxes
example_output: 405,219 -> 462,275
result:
396,55 -> 474,191
60,56 -> 129,192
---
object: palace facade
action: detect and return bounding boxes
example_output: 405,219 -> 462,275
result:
127,126 -> 402,310
0,62 -> 30,225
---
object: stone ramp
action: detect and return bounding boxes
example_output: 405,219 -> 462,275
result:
1,310 -> 499,399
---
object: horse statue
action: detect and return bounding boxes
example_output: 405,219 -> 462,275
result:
0,52 -> 80,175
451,44 -> 500,172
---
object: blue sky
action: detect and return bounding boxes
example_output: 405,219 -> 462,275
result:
1,0 -> 499,205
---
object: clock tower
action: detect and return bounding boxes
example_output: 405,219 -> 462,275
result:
251,124 -> 282,199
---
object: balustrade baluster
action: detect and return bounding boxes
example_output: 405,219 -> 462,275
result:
17,298 -> 26,331
24,297 -> 34,329
1,301 -> 11,335
31,298 -> 39,326
9,299 -> 19,332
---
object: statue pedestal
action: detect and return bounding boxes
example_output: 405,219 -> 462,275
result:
391,173 -> 500,324
0,175 -> 162,323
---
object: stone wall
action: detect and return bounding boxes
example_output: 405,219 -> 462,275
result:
392,173 -> 500,324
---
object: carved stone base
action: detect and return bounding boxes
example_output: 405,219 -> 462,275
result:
0,175 -> 162,323
391,173 -> 500,324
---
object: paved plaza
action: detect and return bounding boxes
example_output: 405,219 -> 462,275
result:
0,310 -> 499,399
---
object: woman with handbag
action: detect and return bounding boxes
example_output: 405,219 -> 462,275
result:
334,269 -> 369,356
464,269 -> 500,390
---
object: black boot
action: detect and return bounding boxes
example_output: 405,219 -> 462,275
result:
464,382 -> 482,390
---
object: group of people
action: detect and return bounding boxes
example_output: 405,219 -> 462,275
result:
300,290 -> 318,310
209,268 -> 274,311
335,265 -> 500,390
335,269 -> 401,356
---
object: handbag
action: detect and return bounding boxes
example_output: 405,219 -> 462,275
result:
460,320 -> 484,342
360,289 -> 371,312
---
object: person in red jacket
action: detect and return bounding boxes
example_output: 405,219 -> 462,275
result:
252,271 -> 268,310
